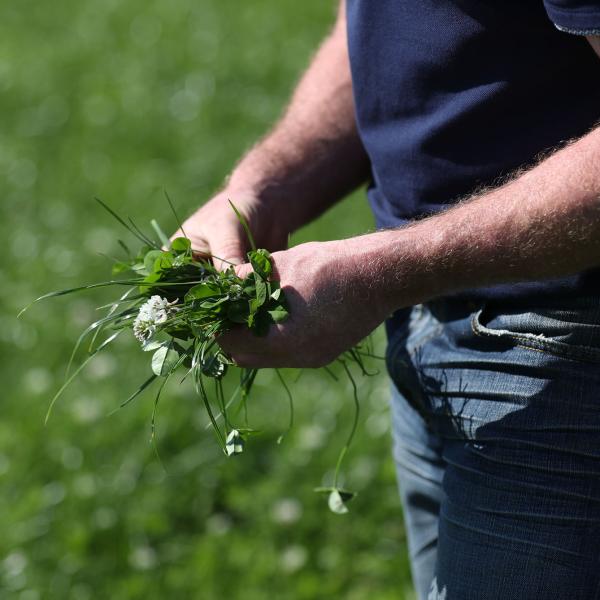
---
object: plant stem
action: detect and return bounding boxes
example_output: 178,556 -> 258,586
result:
332,360 -> 360,490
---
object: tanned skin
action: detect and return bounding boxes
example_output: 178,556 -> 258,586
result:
173,0 -> 600,368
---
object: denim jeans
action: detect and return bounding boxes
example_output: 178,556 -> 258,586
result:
386,296 -> 600,600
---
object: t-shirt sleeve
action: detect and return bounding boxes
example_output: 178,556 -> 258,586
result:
543,0 -> 600,34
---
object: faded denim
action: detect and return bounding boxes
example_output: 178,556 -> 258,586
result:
387,297 -> 600,600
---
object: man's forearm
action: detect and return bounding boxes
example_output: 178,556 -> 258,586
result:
355,126 -> 600,313
227,1 -> 369,234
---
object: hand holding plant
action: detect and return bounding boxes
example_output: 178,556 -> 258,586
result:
219,239 -> 388,369
21,198 -> 382,514
172,189 -> 289,269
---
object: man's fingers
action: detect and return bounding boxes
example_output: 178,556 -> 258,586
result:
206,230 -> 248,271
218,324 -> 283,354
218,329 -> 262,355
233,262 -> 254,279
169,226 -> 247,270
233,252 -> 280,280
190,239 -> 212,261
169,228 -> 211,256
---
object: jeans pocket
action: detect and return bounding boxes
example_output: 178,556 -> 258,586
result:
471,297 -> 600,363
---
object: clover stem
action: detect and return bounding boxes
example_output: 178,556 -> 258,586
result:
332,360 -> 360,490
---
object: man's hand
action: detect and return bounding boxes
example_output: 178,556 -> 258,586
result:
218,240 -> 391,368
223,119 -> 600,370
171,0 -> 368,270
171,190 -> 288,270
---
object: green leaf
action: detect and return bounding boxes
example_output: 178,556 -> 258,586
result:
248,249 -> 272,280
248,298 -> 259,315
144,250 -> 164,274
154,253 -> 173,271
131,262 -> 146,275
142,331 -> 170,352
200,296 -> 229,310
143,340 -> 167,352
142,272 -> 161,284
111,261 -> 131,275
151,344 -> 181,377
268,306 -> 289,323
254,276 -> 267,307
185,282 -> 221,301
171,237 -> 191,253
139,272 -> 160,294
135,244 -> 152,261
227,300 -> 249,323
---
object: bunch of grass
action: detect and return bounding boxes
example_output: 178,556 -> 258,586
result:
20,198 -> 380,513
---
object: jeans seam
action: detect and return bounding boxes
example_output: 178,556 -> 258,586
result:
470,310 -> 600,364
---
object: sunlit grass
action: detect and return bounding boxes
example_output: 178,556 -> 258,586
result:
0,1 -> 412,597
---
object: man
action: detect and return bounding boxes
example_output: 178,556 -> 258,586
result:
174,1 -> 600,598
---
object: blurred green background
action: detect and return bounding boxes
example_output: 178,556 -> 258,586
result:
0,1 -> 414,598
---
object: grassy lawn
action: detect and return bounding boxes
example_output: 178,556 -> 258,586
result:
0,1 -> 414,597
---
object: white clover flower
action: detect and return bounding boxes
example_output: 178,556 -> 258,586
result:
133,296 -> 177,343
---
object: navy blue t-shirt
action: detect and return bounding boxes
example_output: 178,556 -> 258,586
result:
346,0 -> 600,302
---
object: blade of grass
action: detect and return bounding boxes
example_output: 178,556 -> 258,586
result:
117,239 -> 131,258
108,374 -> 158,415
275,369 -> 294,444
88,288 -> 135,356
128,216 -> 160,249
66,304 -> 136,379
95,197 -> 156,247
45,331 -> 122,424
332,360 -> 360,490
164,189 -> 187,239
151,219 -> 171,248
228,200 -> 256,251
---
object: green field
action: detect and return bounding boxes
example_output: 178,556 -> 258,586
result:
1,1 -> 414,598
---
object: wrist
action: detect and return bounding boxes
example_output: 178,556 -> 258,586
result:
342,226 -> 451,316
222,173 -> 264,202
